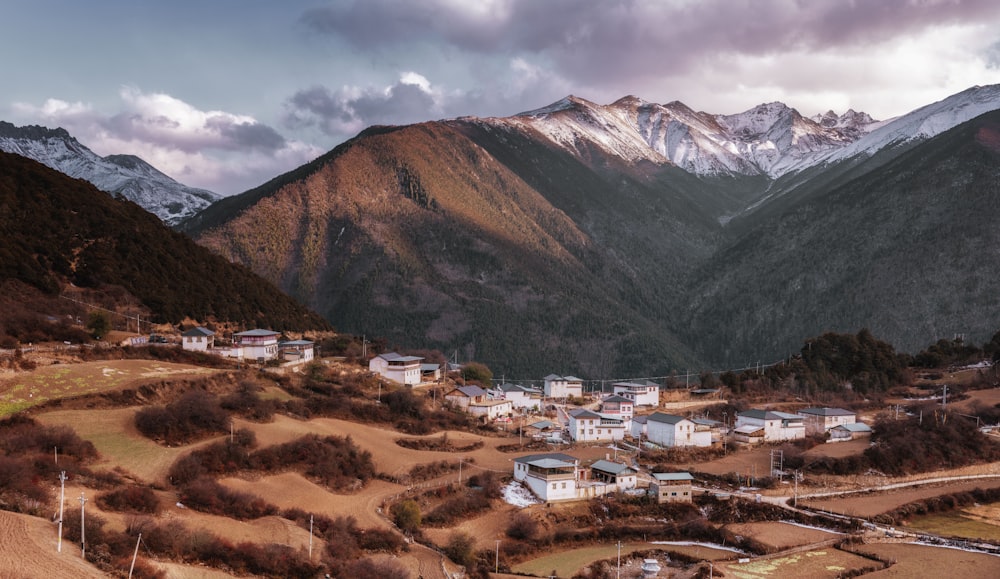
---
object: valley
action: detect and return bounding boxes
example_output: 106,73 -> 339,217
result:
1,343 -> 999,578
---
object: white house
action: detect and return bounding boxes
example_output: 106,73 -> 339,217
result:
630,415 -> 649,439
493,383 -> 542,411
646,412 -> 712,447
829,422 -> 872,442
444,385 -> 489,411
470,398 -> 514,421
588,460 -> 637,490
278,339 -> 314,363
567,408 -> 626,442
735,410 -> 806,442
612,380 -> 660,407
369,352 -> 424,385
600,395 -> 635,424
234,329 -> 281,362
181,327 -> 214,352
513,453 -> 580,502
543,374 -> 584,399
650,472 -> 694,503
799,407 -> 857,436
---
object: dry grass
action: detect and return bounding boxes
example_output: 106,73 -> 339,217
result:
723,522 -> 841,550
803,479 -> 1000,518
0,359 -> 219,417
719,548 -> 874,578
860,542 -> 1000,577
0,510 -> 106,578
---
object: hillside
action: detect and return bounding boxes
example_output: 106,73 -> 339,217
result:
0,121 -> 220,225
0,151 -> 330,332
683,110 -> 1000,364
181,87 -> 1000,376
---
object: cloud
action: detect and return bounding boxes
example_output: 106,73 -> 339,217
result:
297,0 -> 1000,118
13,87 -> 318,195
283,73 -> 447,137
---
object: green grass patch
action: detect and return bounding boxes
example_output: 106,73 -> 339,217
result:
905,510 -> 1000,541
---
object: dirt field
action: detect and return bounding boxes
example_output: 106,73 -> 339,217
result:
857,542 -> 1000,577
717,548 -> 875,578
722,522 -> 841,550
513,541 -> 735,578
803,478 -> 1000,518
951,386 -> 1000,413
0,359 -> 219,416
0,510 -> 105,578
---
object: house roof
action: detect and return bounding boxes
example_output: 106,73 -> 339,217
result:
652,472 -> 694,482
569,408 -> 602,419
833,422 -> 871,432
543,374 -> 562,380
734,425 -> 765,435
182,326 -> 214,337
632,415 -> 649,424
603,395 -> 633,403
526,458 -> 576,469
527,420 -> 558,430
800,407 -> 855,417
420,363 -> 440,372
279,340 -> 313,346
692,418 -> 723,427
563,376 -> 583,382
647,412 -> 689,425
514,452 -> 577,465
451,385 -> 487,398
234,329 -> 280,337
378,352 -> 424,362
590,460 -> 636,475
499,383 -> 532,393
740,409 -> 803,420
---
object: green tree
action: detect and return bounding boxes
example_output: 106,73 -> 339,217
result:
443,531 -> 476,568
391,499 -> 421,533
86,310 -> 111,339
461,362 -> 493,386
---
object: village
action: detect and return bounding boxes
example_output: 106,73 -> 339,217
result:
172,328 -> 876,505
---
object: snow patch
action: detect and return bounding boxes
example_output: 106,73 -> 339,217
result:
503,481 -> 541,508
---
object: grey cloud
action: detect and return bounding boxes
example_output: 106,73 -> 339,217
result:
283,79 -> 439,138
205,116 -> 287,151
300,0 -> 1000,85
987,40 -> 1000,69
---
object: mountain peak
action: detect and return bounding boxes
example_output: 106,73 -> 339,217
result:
0,121 -> 221,225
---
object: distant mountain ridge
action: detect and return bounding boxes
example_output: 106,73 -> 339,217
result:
0,121 -> 220,225
0,150 -> 329,331
178,84 -> 1000,376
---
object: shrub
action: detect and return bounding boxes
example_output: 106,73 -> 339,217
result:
97,486 -> 160,514
135,389 -> 230,445
391,499 -> 421,533
505,512 -> 539,541
443,531 -> 477,568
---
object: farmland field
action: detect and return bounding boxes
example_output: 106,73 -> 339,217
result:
903,502 -> 1000,540
803,479 -> 1000,518
719,548 -> 875,578
858,542 -> 1000,577
513,541 -> 734,578
0,359 -> 220,416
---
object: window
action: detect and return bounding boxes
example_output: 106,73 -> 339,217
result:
552,483 -> 557,489
561,482 -> 567,489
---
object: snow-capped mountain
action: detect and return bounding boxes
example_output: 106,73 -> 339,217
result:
0,122 -> 220,225
504,94 -> 881,178
810,84 -> 1000,168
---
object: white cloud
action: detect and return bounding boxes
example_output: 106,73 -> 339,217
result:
13,87 -> 318,195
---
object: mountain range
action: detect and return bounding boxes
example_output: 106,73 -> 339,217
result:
6,85 -> 1000,378
0,121 -> 220,225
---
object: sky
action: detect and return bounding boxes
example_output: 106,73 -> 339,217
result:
4,0 -> 1000,196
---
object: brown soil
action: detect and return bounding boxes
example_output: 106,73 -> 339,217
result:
723,521 -> 841,550
804,478 -> 1000,518
860,542 -> 1000,577
0,510 -> 105,578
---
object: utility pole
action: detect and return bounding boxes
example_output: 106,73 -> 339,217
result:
794,470 -> 799,507
942,385 -> 948,409
57,471 -> 66,553
309,514 -> 314,560
617,541 -> 621,579
458,458 -> 463,484
79,492 -> 87,560
127,533 -> 141,579
495,539 -> 500,573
